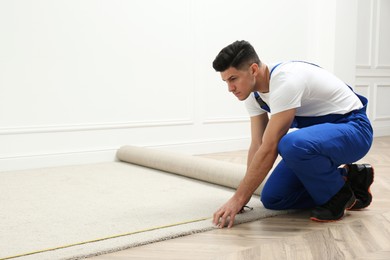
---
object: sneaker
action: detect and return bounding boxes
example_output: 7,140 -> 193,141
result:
345,163 -> 374,210
310,182 -> 356,222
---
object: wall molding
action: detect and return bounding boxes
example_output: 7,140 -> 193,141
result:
0,148 -> 118,172
375,65 -> 390,70
374,0 -> 390,69
373,116 -> 390,121
0,119 -> 194,135
356,68 -> 390,78
356,0 -> 374,68
373,83 -> 390,121
354,83 -> 371,89
202,116 -> 250,124
356,65 -> 371,69
354,83 -> 371,102
372,125 -> 390,137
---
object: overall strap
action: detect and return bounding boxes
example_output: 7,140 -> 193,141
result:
269,62 -> 283,77
253,62 -> 283,113
253,61 -> 353,114
254,92 -> 270,112
270,60 -> 320,77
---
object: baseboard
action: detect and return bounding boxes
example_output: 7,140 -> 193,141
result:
2,127 -> 389,173
373,125 -> 390,137
0,149 -> 118,172
0,137 -> 251,172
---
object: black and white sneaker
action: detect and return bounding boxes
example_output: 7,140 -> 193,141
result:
310,182 -> 356,222
346,163 -> 374,210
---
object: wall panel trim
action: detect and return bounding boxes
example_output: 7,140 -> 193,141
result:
0,119 -> 194,135
202,116 -> 250,124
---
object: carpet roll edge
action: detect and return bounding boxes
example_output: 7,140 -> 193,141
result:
116,145 -> 261,196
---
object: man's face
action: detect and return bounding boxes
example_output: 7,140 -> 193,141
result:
220,65 -> 255,101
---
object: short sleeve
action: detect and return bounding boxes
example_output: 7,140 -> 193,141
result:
245,94 -> 267,117
269,73 -> 303,115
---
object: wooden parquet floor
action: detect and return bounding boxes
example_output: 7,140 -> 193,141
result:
93,136 -> 390,260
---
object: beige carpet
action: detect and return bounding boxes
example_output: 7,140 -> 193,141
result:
0,146 -> 290,260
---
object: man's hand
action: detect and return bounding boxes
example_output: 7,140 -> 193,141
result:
213,197 -> 245,228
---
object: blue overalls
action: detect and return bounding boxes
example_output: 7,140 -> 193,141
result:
257,62 -> 373,209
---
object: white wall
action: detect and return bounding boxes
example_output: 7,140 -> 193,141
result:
0,0 -> 388,171
355,0 -> 390,137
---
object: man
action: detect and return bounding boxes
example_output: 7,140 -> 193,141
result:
212,40 -> 374,228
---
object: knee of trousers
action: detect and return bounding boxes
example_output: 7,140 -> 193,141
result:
278,133 -> 315,162
261,193 -> 288,210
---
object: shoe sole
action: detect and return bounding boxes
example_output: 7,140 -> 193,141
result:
348,164 -> 374,210
310,195 -> 357,223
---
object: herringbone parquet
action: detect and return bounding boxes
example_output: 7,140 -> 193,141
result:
93,136 -> 390,260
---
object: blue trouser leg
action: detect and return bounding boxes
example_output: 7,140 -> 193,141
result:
261,159 -> 316,209
261,111 -> 373,209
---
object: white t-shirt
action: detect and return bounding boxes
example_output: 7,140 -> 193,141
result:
245,61 -> 363,117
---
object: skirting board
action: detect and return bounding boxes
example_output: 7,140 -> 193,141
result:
0,138 -> 250,172
372,125 -> 390,138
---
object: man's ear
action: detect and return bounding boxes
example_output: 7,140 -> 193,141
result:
250,63 -> 259,76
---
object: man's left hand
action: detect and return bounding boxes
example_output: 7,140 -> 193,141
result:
213,197 -> 244,228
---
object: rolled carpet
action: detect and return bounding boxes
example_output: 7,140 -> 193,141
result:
1,146 -> 285,260
117,145 -> 267,196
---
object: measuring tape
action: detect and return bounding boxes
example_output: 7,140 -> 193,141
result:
1,216 -> 211,260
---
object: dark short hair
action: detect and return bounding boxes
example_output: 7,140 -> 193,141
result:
212,40 -> 261,72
